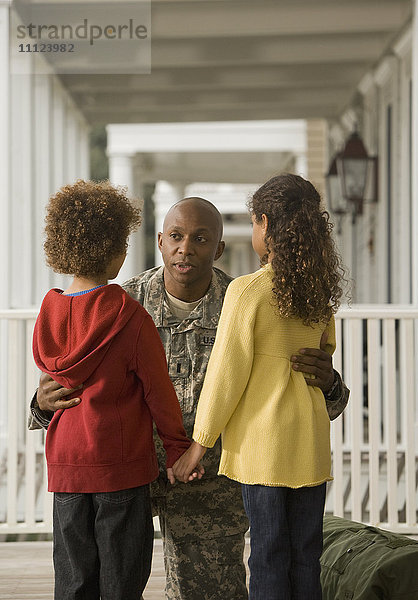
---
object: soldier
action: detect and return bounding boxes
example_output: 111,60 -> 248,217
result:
30,197 -> 349,599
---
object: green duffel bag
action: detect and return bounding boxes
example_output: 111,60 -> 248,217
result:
320,515 -> 418,600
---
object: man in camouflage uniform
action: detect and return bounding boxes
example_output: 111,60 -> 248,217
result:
30,197 -> 349,599
123,263 -> 249,599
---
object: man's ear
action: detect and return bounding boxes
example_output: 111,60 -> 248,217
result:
214,240 -> 225,261
157,232 -> 163,252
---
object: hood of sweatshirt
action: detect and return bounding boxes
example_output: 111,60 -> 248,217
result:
33,284 -> 139,389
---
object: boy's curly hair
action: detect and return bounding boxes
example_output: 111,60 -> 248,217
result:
44,179 -> 141,277
248,173 -> 346,325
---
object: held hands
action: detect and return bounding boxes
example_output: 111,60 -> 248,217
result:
290,331 -> 335,393
166,461 -> 205,485
171,441 -> 207,484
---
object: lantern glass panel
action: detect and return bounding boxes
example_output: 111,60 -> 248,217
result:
337,157 -> 368,200
327,174 -> 347,214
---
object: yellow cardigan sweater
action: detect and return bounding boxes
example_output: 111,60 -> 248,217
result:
193,264 -> 335,488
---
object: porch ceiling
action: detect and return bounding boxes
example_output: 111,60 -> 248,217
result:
30,0 -> 415,124
137,150 -> 296,184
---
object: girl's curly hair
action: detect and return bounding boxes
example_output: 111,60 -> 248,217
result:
44,179 -> 141,277
248,173 -> 346,325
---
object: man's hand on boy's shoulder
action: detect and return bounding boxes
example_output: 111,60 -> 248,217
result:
37,372 -> 82,412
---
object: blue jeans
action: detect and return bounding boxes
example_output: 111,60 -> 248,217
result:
53,485 -> 153,600
242,483 -> 326,600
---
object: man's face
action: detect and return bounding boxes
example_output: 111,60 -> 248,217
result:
158,201 -> 225,298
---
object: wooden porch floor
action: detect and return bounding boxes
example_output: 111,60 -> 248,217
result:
0,539 -> 251,599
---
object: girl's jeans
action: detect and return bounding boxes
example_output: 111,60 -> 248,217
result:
242,482 -> 326,600
53,484 -> 153,600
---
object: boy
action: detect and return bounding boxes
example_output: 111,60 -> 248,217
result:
32,180 -> 192,600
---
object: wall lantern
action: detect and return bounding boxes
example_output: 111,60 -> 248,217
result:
326,130 -> 378,230
325,152 -> 350,233
336,131 -> 378,216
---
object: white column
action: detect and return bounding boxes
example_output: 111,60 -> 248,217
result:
50,78 -> 70,292
33,63 -> 53,305
374,57 -> 397,303
10,38 -> 34,308
358,73 -> 379,303
77,116 -> 90,181
153,181 -> 185,267
0,1 -> 10,308
65,101 -> 79,185
393,31 -> 413,303
32,66 -> 90,304
65,99 -> 90,183
229,241 -> 253,278
339,217 -> 355,302
411,2 -> 418,455
108,153 -> 145,281
295,153 -> 308,178
412,2 -> 418,305
51,78 -> 66,189
295,120 -> 308,177
0,0 -> 10,463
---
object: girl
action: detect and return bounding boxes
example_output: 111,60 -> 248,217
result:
173,173 -> 346,599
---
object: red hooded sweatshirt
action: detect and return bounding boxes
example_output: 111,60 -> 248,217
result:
33,284 -> 190,493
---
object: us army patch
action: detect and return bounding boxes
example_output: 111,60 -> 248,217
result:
200,330 -> 216,346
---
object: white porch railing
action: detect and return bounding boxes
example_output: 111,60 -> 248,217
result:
1,306 -> 417,535
0,309 -> 52,535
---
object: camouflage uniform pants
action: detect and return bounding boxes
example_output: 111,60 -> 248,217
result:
152,476 -> 249,600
